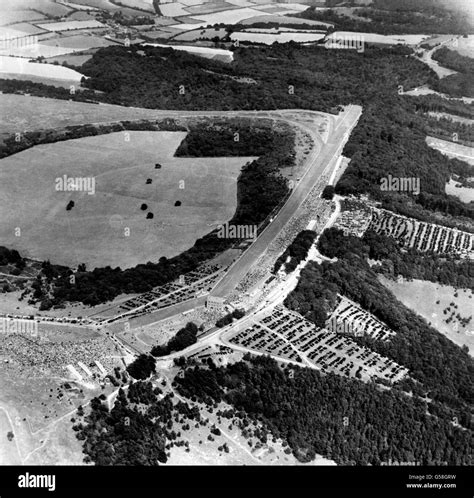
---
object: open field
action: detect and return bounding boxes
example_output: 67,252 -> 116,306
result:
144,42 -> 233,61
257,1 -> 309,12
2,0 -> 74,17
35,0 -> 73,17
171,7 -> 271,28
226,0 -> 255,5
116,0 -> 155,12
452,35 -> 474,59
0,72 -> 82,89
0,56 -> 84,81
0,33 -> 119,59
160,3 -> 191,17
239,15 -> 332,26
426,136 -> 474,166
185,1 -> 237,15
326,31 -> 430,46
60,0 -> 116,8
0,131 -> 255,269
0,94 -> 173,134
0,43 -> 79,59
380,276 -> 474,356
0,407 -> 22,464
231,31 -> 325,44
173,11 -> 330,30
59,0 -> 101,10
421,35 -> 453,47
139,28 -> 184,40
0,360 -> 116,464
36,20 -> 105,32
0,11 -> 48,25
445,178 -> 474,204
179,0 -> 207,5
42,34 -> 118,50
1,23 -> 47,36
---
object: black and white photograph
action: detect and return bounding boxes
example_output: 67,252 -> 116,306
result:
0,0 -> 472,494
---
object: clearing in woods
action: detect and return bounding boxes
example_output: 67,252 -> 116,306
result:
379,276 -> 474,356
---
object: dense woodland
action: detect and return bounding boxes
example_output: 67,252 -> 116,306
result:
126,354 -> 156,380
432,47 -> 474,98
319,227 -> 474,289
151,322 -> 198,357
409,93 -> 474,120
284,228 -> 474,418
74,382 -> 202,464
273,230 -> 317,274
296,2 -> 472,35
0,246 -> 24,267
175,355 -> 473,465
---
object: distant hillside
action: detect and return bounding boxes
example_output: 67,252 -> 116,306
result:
299,0 -> 474,34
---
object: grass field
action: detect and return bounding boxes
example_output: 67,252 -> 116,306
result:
0,10 -> 47,26
36,20 -> 105,32
426,136 -> 474,166
0,94 -> 175,134
326,31 -> 430,46
116,0 -> 155,12
160,3 -> 191,17
0,33 -> 117,59
380,276 -> 474,356
42,33 -> 119,49
0,56 -> 84,81
0,131 -> 255,269
171,7 -> 271,29
0,408 -> 22,464
185,2 -> 237,15
231,31 -> 325,44
59,0 -> 101,10
452,35 -> 474,59
239,14 -> 332,26
2,22 -> 47,35
144,43 -> 233,61
445,178 -> 474,203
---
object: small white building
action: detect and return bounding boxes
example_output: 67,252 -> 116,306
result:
206,296 -> 226,311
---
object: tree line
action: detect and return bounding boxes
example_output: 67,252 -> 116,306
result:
175,355 -> 473,465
